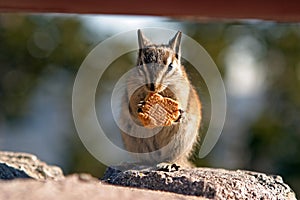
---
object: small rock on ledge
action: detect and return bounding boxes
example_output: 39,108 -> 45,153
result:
0,151 -> 64,181
102,166 -> 297,200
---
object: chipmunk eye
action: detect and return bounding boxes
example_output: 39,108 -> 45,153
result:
167,63 -> 173,72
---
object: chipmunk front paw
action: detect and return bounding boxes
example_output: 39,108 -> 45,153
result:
156,162 -> 180,172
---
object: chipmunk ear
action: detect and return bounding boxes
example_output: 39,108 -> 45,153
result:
138,29 -> 151,49
169,31 -> 182,54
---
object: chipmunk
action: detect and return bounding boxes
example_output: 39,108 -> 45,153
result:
119,30 -> 202,171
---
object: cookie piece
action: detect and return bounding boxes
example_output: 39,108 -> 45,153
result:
138,92 -> 181,128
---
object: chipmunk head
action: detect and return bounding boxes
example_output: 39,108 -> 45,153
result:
137,29 -> 183,93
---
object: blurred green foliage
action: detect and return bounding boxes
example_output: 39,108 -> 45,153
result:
0,14 -> 299,196
0,14 -> 89,120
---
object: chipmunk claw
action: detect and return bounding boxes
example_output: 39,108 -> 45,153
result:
137,101 -> 146,113
138,100 -> 145,106
174,109 -> 184,122
156,162 -> 180,172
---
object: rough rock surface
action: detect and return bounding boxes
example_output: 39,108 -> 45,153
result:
0,151 -> 297,200
0,163 -> 30,180
0,151 -> 64,180
102,166 -> 297,200
0,174 -> 203,200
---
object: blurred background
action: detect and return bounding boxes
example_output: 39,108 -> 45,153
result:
0,13 -> 299,196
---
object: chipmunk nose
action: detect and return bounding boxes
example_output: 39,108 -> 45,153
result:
147,83 -> 164,92
149,83 -> 155,91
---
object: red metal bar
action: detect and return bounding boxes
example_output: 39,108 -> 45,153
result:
0,0 -> 300,21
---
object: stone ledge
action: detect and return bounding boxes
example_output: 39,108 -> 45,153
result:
102,166 -> 297,200
0,174 -> 204,200
0,151 -> 297,200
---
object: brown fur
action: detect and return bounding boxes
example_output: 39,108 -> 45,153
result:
120,30 -> 202,166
